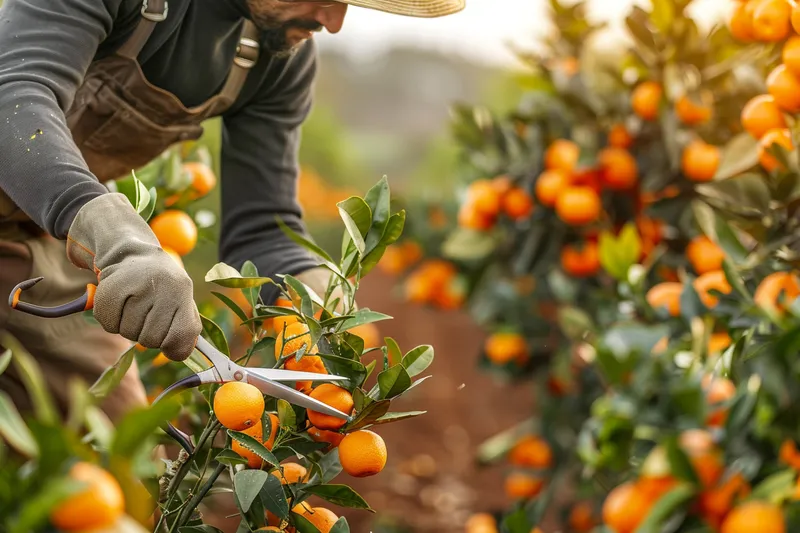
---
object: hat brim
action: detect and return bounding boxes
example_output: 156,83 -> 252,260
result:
340,0 -> 465,18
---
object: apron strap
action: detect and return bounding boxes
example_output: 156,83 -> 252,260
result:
217,20 -> 260,105
117,0 -> 169,59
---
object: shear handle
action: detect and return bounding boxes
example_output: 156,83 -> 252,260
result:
151,373 -> 203,453
9,277 -> 96,317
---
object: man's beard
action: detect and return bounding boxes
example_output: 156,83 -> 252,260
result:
246,1 -> 322,57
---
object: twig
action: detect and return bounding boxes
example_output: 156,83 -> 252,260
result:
176,462 -> 227,526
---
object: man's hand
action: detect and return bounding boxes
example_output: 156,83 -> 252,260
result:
66,194 -> 202,361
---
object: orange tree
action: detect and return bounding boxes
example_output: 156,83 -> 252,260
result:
0,167 -> 433,533
390,0 -> 800,531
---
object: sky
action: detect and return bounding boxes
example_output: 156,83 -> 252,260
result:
315,0 -> 733,67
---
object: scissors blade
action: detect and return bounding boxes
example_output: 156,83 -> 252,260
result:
246,367 -> 349,383
246,373 -> 351,421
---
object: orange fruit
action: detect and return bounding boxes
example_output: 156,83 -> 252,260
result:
508,435 -> 553,469
679,429 -> 724,488
152,352 -> 170,368
599,147 -> 638,190
682,140 -> 720,182
709,332 -> 733,355
466,513 -> 498,533
729,1 -> 756,41
405,270 -> 436,304
758,128 -> 794,172
780,439 -> 800,470
703,375 -> 737,427
307,384 -> 354,431
485,332 -> 527,365
752,0 -> 792,42
794,0 -> 800,32
602,482 -> 653,533
50,462 -> 125,531
183,161 -> 217,199
783,36 -> 800,77
535,169 -> 571,207
687,236 -> 725,275
561,241 -> 600,277
459,201 -> 496,231
149,210 -> 198,256
214,382 -> 265,431
608,124 -> 633,149
768,64 -> 800,113
378,245 -> 407,276
569,501 -> 597,532
638,475 -> 679,501
271,462 -> 308,484
720,501 -> 785,533
504,473 -> 544,499
232,414 -> 280,468
545,139 -> 580,173
296,506 -> 339,533
432,278 -> 467,311
308,426 -> 345,449
339,430 -> 388,477
466,179 -> 503,216
503,188 -> 534,220
676,93 -> 713,125
694,270 -> 732,308
646,283 -> 683,317
699,473 -> 751,529
632,81 -> 663,121
741,95 -> 787,140
275,322 -> 312,360
754,271 -> 800,314
271,298 -> 300,336
555,186 -> 601,226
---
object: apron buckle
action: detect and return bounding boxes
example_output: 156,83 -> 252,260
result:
235,36 -> 260,69
141,0 -> 169,22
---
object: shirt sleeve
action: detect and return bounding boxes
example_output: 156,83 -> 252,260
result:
219,39 -> 320,305
0,0 -> 128,238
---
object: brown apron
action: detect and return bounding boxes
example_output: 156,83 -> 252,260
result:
0,0 -> 260,422
0,0 -> 261,222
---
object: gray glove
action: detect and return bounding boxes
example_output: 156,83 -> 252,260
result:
66,193 -> 201,361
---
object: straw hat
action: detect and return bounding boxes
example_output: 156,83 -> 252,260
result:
340,0 -> 465,17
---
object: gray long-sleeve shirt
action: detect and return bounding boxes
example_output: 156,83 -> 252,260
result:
0,0 -> 319,302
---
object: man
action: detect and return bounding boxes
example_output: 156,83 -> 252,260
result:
0,0 -> 464,420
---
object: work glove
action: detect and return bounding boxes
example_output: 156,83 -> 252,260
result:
66,193 -> 202,361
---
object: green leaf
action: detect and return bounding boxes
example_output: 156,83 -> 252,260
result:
0,349 -> 10,376
116,172 -> 151,214
751,469 -> 797,501
9,477 -> 86,533
201,315 -> 230,357
275,216 -> 335,264
713,133 -> 760,181
112,397 -> 182,456
88,346 -> 135,401
363,177 -> 391,253
401,345 -> 434,377
211,291 -> 248,323
0,391 -> 38,457
317,448 -> 343,484
360,211 -> 407,276
277,399 -> 297,429
260,471 -> 290,520
1,333 -> 57,425
377,364 -> 412,399
339,309 -> 393,331
697,173 -> 770,216
229,430 -> 279,468
442,227 -> 497,261
140,186 -> 158,222
179,527 -> 225,533
284,275 -> 320,317
316,353 -> 368,389
303,484 -> 373,511
329,518 -> 350,533
599,224 -> 642,281
558,307 -> 595,340
337,197 -> 372,254
164,149 -> 192,190
385,338 -> 402,367
343,400 -> 391,432
371,411 -> 427,426
293,513 -> 323,533
633,483 -> 696,533
204,262 -> 275,288
234,470 -> 269,513
364,360 -> 377,383
241,261 -> 261,309
214,449 -> 249,467
665,437 -> 700,485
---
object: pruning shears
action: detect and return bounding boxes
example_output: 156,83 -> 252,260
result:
9,277 -> 352,453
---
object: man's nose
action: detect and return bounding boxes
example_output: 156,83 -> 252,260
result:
315,3 -> 348,34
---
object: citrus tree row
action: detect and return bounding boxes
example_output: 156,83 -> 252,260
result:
385,0 -> 800,532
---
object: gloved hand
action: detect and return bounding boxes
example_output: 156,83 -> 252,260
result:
66,193 -> 202,361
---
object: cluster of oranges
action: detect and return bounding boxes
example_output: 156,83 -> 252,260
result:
458,175 -> 534,231
404,259 -> 466,310
602,428 -> 786,533
504,435 -> 553,501
483,331 -> 529,366
729,0 -> 800,172
149,161 -> 215,266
